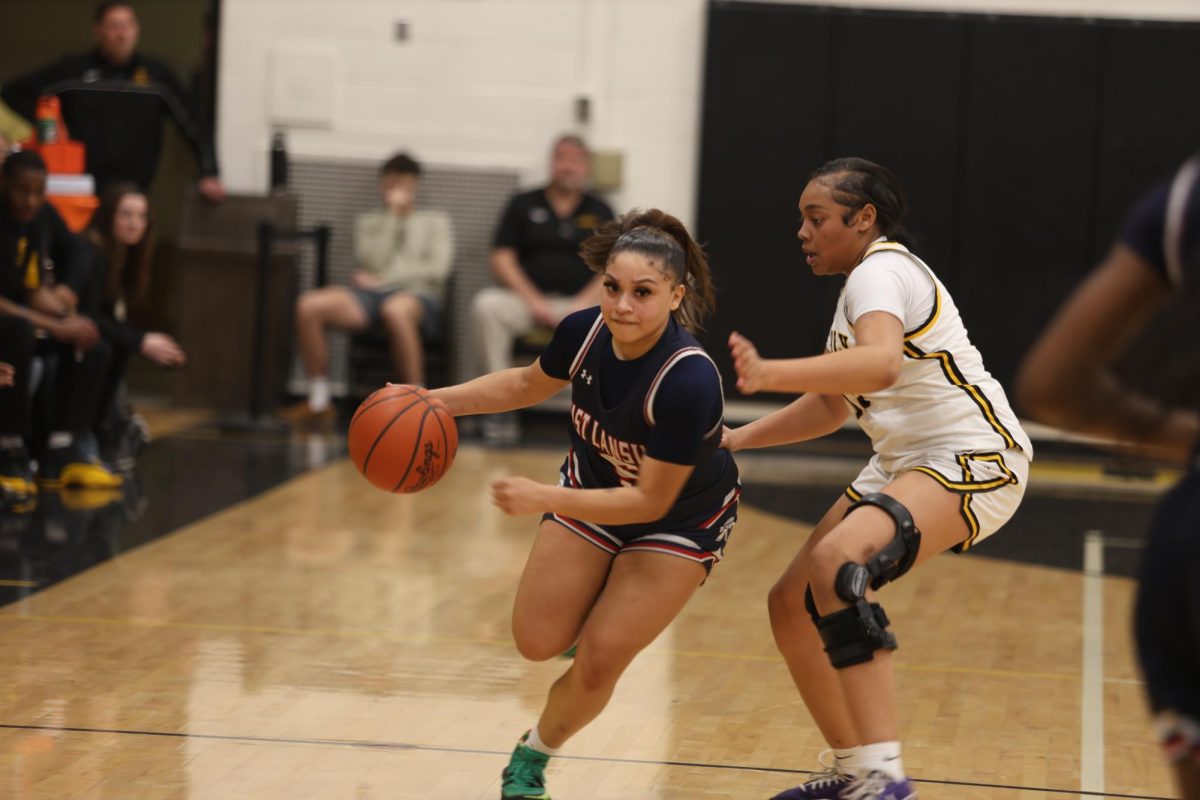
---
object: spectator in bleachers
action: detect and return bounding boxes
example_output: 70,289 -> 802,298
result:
0,1 -> 224,200
63,183 -> 183,467
0,151 -> 120,493
471,134 -> 615,444
284,153 -> 453,427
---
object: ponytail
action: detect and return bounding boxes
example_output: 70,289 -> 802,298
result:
580,208 -> 716,333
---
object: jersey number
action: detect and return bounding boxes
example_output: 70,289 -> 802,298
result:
846,394 -> 871,418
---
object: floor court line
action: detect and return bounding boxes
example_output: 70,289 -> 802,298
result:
0,612 -> 1094,684
1080,531 -> 1107,800
0,723 -> 1173,800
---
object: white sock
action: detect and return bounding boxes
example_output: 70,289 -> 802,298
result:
308,376 -> 330,413
856,741 -> 904,781
833,745 -> 862,775
0,436 -> 22,449
524,725 -> 558,757
48,431 -> 73,449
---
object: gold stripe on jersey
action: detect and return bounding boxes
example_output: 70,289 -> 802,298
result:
844,485 -> 863,502
903,280 -> 941,341
903,342 -> 1019,450
859,240 -> 942,342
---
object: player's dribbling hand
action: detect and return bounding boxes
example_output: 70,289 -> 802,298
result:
729,331 -> 769,394
491,476 -> 546,515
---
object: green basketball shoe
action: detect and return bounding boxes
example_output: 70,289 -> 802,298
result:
500,731 -> 551,799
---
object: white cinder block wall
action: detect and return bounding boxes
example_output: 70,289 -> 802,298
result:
217,0 -> 1200,228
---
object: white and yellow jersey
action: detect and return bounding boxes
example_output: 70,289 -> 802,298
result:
828,240 -> 1033,471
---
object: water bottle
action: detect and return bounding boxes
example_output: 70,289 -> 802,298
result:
269,131 -> 288,191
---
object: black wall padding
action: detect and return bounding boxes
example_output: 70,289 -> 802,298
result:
697,4 -> 836,398
697,1 -> 1200,403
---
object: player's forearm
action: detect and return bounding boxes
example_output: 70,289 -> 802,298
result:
760,346 -> 900,395
730,393 -> 846,451
430,366 -> 558,417
538,484 -> 673,525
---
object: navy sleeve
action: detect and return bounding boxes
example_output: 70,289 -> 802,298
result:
537,307 -> 601,380
493,195 -> 523,249
645,356 -> 723,465
1119,181 -> 1171,282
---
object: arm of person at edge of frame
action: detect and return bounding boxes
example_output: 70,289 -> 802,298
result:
1016,242 -> 1200,465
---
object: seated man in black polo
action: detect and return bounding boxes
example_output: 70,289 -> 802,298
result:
471,134 -> 615,444
0,151 -> 119,498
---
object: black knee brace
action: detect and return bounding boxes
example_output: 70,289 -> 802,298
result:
804,493 -> 922,669
805,582 -> 896,668
846,492 -> 921,591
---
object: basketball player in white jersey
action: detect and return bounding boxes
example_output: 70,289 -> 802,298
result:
724,158 -> 1032,800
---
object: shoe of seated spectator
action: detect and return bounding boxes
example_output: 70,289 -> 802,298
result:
39,442 -> 123,490
277,401 -> 337,430
0,445 -> 37,505
105,411 -> 150,472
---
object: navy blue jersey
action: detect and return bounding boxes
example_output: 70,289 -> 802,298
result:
539,307 -> 739,536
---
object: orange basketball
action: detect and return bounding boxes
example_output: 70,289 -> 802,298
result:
348,384 -> 458,493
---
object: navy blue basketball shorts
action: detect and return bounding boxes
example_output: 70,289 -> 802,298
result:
1134,471 -> 1200,763
541,464 -> 740,575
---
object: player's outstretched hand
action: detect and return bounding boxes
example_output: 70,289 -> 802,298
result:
719,425 -> 741,453
491,476 -> 547,516
729,331 -> 768,394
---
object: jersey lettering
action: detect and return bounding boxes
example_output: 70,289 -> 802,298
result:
571,403 -> 647,485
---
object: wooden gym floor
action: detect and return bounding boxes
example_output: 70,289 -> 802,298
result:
0,412 -> 1181,799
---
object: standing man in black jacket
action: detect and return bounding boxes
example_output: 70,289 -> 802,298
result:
0,1 -> 225,200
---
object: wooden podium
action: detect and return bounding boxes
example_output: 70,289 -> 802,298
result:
173,190 -> 298,412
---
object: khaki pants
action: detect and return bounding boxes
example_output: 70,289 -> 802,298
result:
469,287 -> 575,375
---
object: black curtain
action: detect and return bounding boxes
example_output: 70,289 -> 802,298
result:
697,1 -> 1200,398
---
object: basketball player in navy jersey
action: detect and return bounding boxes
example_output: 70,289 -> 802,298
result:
1019,153 -> 1200,800
430,209 -> 740,800
725,158 -> 1031,800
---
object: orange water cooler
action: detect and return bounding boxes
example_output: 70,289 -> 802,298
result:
26,96 -> 98,232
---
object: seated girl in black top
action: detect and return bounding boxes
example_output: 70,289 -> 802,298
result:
71,184 -> 185,466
